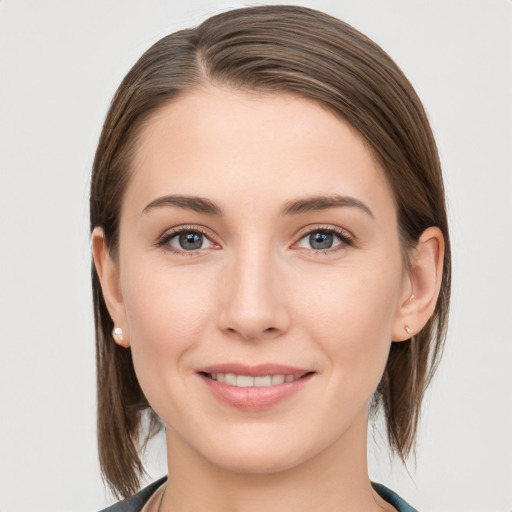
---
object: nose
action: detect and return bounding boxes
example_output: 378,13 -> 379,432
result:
217,244 -> 290,342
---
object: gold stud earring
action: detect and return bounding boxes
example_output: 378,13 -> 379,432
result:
112,326 -> 124,343
404,325 -> 412,335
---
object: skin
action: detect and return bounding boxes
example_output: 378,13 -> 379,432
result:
93,86 -> 444,512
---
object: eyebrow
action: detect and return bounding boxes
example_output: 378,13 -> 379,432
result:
280,195 -> 373,218
142,193 -> 373,218
142,195 -> 223,216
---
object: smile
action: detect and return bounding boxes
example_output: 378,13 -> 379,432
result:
206,373 -> 300,387
198,365 -> 315,410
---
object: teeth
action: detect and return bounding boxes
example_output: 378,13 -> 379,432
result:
254,376 -> 271,386
224,373 -> 237,386
236,375 -> 254,387
271,374 -> 284,385
208,373 -> 301,387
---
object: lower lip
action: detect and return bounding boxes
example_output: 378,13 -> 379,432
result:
199,373 -> 314,411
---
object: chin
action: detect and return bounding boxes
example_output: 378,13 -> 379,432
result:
209,446 -> 307,475
192,425 -> 329,476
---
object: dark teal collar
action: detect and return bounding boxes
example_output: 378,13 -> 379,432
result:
372,482 -> 418,512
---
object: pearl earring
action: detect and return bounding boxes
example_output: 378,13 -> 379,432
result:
112,326 -> 124,343
404,325 -> 412,335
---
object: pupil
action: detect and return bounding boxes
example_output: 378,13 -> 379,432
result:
179,232 -> 203,250
310,232 -> 333,250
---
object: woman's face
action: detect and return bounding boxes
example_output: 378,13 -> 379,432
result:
110,87 -> 411,473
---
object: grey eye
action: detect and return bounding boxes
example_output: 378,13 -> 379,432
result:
168,231 -> 213,251
309,232 -> 334,249
297,230 -> 344,251
179,232 -> 203,250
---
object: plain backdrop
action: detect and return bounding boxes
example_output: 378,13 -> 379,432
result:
1,1 -> 511,510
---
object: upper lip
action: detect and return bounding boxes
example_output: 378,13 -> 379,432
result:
197,363 -> 313,378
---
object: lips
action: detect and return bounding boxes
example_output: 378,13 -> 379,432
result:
197,364 -> 314,410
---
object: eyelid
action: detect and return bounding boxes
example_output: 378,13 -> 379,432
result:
155,223 -> 355,255
156,224 -> 221,254
292,224 -> 355,251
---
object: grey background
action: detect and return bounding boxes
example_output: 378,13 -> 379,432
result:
1,0 -> 511,510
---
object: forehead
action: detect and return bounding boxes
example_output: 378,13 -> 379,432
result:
125,86 -> 395,217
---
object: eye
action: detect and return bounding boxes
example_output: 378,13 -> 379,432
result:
295,228 -> 352,252
161,228 -> 216,253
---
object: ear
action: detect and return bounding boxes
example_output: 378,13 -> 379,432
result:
392,226 -> 445,342
91,227 -> 130,348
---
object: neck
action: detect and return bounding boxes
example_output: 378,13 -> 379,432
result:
160,411 -> 394,512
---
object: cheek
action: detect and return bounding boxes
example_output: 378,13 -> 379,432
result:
296,263 -> 402,393
119,260 -> 216,400
122,255 -> 217,339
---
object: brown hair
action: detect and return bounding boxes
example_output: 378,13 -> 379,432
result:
90,5 -> 451,499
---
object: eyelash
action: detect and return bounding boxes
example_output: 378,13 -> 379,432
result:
295,225 -> 354,254
156,225 -> 216,256
156,225 -> 354,256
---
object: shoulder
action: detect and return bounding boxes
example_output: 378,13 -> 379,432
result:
371,482 -> 418,512
98,477 -> 168,512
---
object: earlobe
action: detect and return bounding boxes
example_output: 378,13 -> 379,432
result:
392,226 -> 444,342
91,227 -> 130,348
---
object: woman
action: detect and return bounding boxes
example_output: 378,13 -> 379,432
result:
91,5 -> 450,512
